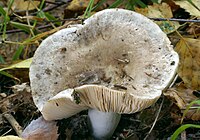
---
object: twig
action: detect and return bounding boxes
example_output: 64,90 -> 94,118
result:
34,0 -> 70,5
46,18 -> 82,23
0,24 -> 52,35
149,17 -> 200,23
1,106 -> 23,136
1,128 -> 12,136
3,113 -> 23,136
143,97 -> 164,140
168,74 -> 178,89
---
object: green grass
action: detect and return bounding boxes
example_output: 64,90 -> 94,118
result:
171,124 -> 200,140
171,100 -> 200,140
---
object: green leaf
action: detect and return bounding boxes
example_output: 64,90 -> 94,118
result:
0,58 -> 32,72
12,45 -> 25,61
171,124 -> 200,140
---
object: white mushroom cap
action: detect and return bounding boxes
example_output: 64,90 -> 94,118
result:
29,9 -> 179,120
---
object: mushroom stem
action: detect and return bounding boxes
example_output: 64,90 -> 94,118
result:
88,109 -> 121,140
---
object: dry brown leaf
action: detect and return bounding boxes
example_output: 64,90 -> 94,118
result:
174,0 -> 200,17
164,83 -> 198,109
164,83 -> 200,120
186,22 -> 200,35
185,109 -> 200,121
164,0 -> 180,12
11,0 -> 40,12
67,0 -> 100,11
175,38 -> 200,90
135,2 -> 180,34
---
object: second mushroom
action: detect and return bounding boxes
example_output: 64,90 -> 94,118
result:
29,9 -> 179,139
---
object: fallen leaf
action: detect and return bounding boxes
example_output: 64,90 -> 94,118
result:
164,0 -> 180,12
164,83 -> 198,109
164,83 -> 200,120
175,38 -> 200,90
181,100 -> 200,122
185,109 -> 200,121
0,136 -> 23,140
12,0 -> 40,12
186,22 -> 200,35
135,2 -> 180,34
67,0 -> 100,11
12,83 -> 31,94
174,0 -> 200,17
0,58 -> 32,72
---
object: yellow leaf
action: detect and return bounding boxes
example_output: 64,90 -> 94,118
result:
175,38 -> 200,90
174,0 -> 200,17
12,0 -> 40,12
135,3 -> 180,34
67,0 -> 99,11
0,58 -> 32,72
0,136 -> 23,140
135,3 -> 173,18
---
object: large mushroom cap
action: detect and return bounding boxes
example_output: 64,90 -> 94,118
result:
29,9 -> 179,120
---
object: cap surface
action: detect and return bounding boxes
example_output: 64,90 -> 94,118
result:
29,9 -> 179,120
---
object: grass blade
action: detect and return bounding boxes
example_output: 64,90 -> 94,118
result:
10,21 -> 32,33
12,45 -> 25,61
109,0 -> 124,8
0,6 -> 6,16
2,0 -> 14,41
0,71 -> 19,81
84,0 -> 95,18
44,12 -> 61,26
92,0 -> 107,11
181,100 -> 200,123
0,55 -> 5,64
171,124 -> 200,140
135,0 -> 147,8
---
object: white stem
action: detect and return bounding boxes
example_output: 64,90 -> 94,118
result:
88,109 -> 121,140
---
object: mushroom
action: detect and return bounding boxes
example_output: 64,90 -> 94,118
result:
29,9 -> 179,139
